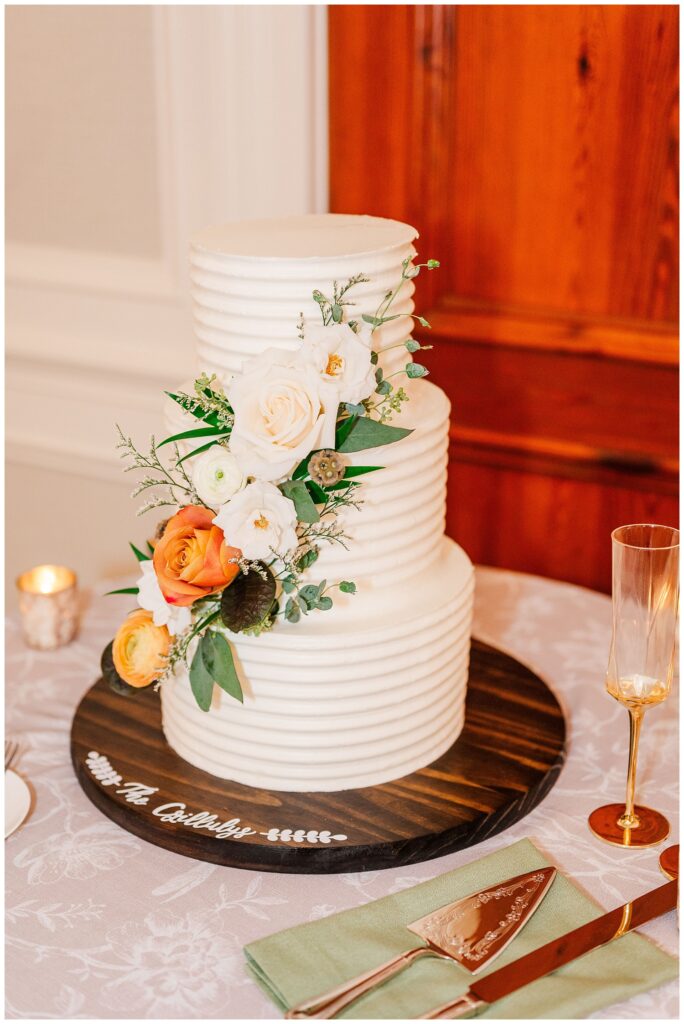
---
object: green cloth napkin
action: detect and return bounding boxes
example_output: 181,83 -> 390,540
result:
245,839 -> 678,1019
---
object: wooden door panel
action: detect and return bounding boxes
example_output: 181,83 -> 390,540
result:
431,342 -> 678,465
448,460 -> 679,590
329,5 -> 679,592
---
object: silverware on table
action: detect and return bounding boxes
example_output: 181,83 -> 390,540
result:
286,867 -> 556,1019
5,740 -> 19,772
421,876 -> 678,1019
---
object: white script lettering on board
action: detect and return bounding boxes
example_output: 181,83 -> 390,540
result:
84,752 -> 348,844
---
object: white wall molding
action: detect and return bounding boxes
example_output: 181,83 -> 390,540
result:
7,5 -> 328,494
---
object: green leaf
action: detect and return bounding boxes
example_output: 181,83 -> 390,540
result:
345,403 -> 366,417
189,640 -> 215,712
101,641 -> 139,695
201,631 -> 243,703
343,466 -> 383,478
279,479 -> 320,524
337,418 -> 413,453
416,316 -> 431,328
375,367 -> 384,384
376,380 -> 391,395
105,586 -> 140,596
298,584 -> 320,609
285,597 -> 301,623
129,542 -> 149,563
176,437 -> 228,467
157,425 -> 225,449
292,456 -> 310,480
305,480 -> 329,504
335,414 -> 358,449
317,596 -> 333,611
221,564 -> 277,633
427,259 -> 440,269
362,313 -> 401,327
370,351 -> 379,365
146,540 -> 155,555
406,363 -> 429,379
296,547 -> 319,571
339,581 -> 357,594
331,303 -> 343,322
281,576 -> 296,594
406,339 -> 420,353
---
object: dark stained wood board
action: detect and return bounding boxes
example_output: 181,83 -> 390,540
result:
70,640 -> 566,874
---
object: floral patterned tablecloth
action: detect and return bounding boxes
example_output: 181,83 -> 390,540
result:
6,567 -> 679,1019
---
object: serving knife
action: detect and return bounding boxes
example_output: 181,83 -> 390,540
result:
422,876 -> 678,1019
286,867 -> 556,1019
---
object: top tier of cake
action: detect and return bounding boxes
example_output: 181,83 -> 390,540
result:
189,213 -> 419,379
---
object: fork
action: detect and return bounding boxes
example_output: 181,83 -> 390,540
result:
5,739 -> 19,772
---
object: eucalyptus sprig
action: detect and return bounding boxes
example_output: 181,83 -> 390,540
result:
313,274 -> 370,326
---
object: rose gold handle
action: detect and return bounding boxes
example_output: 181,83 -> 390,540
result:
285,945 -> 442,1019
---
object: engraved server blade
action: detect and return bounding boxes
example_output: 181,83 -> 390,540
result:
423,878 -> 678,1019
285,868 -> 557,1019
407,867 -> 557,974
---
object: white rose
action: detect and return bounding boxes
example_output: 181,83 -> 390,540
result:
191,446 -> 245,508
228,348 -> 337,481
213,481 -> 298,560
303,322 -> 377,405
136,561 -> 192,636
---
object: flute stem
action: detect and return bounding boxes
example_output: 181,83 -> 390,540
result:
618,706 -> 644,829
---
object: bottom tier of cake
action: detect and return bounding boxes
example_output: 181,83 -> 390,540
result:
161,538 -> 474,792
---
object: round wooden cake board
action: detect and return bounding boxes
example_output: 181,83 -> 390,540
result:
71,639 -> 566,874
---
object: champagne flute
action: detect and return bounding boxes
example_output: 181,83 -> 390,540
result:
589,524 -> 679,848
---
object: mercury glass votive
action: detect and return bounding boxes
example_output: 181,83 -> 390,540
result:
16,565 -> 79,649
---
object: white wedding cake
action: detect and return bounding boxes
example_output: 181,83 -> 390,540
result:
158,214 -> 474,792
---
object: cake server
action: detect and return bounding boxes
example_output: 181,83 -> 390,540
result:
421,876 -> 678,1018
285,866 -> 556,1019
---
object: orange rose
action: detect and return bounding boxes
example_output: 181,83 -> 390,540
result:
153,505 -> 240,607
112,609 -> 171,688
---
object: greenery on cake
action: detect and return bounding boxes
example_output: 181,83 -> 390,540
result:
102,255 -> 439,711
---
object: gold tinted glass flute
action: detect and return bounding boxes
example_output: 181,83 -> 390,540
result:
589,524 -> 679,847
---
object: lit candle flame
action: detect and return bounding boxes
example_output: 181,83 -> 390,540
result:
17,565 -> 76,595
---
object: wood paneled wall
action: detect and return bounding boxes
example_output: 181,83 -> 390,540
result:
329,4 -> 678,592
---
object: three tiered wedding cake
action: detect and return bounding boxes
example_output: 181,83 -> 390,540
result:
105,214 -> 474,792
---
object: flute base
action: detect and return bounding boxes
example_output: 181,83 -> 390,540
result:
589,803 -> 670,848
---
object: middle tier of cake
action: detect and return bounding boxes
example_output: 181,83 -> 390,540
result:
165,379 -> 450,589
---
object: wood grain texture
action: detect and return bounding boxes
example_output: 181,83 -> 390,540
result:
329,5 -> 679,593
70,641 -> 566,874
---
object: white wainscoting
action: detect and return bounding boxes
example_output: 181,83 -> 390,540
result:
6,6 -> 327,601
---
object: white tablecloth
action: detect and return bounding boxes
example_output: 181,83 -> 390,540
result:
6,567 -> 678,1019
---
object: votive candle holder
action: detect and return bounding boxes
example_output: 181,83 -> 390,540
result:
16,565 -> 79,650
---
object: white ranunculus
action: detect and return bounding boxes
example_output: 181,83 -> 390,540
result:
302,322 -> 377,405
191,446 -> 245,508
228,348 -> 337,481
213,481 -> 298,560
136,561 -> 192,636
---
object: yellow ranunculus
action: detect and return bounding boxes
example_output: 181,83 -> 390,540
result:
112,609 -> 171,688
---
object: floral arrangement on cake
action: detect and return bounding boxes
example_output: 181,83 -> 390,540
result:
102,256 -> 439,711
